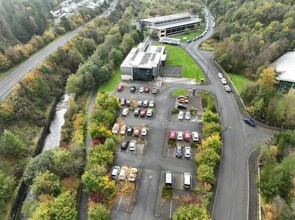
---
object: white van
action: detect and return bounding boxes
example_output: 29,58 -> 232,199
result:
165,171 -> 174,188
183,172 -> 191,189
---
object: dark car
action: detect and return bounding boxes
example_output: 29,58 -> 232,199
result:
144,87 -> 150,93
121,140 -> 129,150
175,146 -> 182,158
134,108 -> 140,116
244,117 -> 256,127
177,104 -> 187,109
120,98 -> 126,106
117,85 -> 123,92
127,127 -> 134,135
130,86 -> 136,93
186,40 -> 192,43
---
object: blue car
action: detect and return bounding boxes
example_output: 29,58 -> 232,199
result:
243,117 -> 256,127
186,40 -> 192,43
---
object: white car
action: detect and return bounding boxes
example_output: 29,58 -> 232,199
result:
128,168 -> 138,182
148,100 -> 155,108
220,77 -> 227,85
177,131 -> 183,141
122,108 -> 129,116
191,131 -> 199,142
184,147 -> 191,158
178,111 -> 184,120
120,125 -> 127,135
118,166 -> 128,180
141,127 -> 148,136
224,85 -> 232,92
129,140 -> 137,151
146,109 -> 153,117
185,111 -> 191,120
139,87 -> 144,93
217,72 -> 223,78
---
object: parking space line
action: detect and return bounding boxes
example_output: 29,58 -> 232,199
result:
117,195 -> 123,210
169,200 -> 173,219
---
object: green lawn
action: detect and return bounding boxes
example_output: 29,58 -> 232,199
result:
172,23 -> 205,42
226,73 -> 250,93
172,89 -> 187,96
98,68 -> 121,93
154,44 -> 204,81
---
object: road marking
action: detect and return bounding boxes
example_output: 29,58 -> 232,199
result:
169,200 -> 173,218
117,195 -> 123,210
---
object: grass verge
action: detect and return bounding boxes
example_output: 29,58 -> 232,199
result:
98,68 -> 121,93
162,187 -> 174,200
172,23 -> 205,42
226,73 -> 249,93
198,91 -> 216,113
172,89 -> 187,96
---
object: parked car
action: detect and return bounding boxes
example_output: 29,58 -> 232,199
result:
139,87 -> 144,93
177,104 -> 187,110
141,127 -> 148,136
143,100 -> 149,108
121,140 -> 129,150
146,109 -> 153,117
177,131 -> 184,141
217,72 -> 223,78
184,147 -> 191,158
148,100 -> 155,108
144,87 -> 150,93
179,98 -> 188,104
129,140 -> 136,151
175,146 -> 182,158
120,125 -> 127,135
178,96 -> 188,100
191,131 -> 199,142
152,87 -> 158,94
133,128 -> 141,137
137,100 -> 143,107
120,98 -> 126,106
134,108 -> 140,116
130,86 -> 136,93
184,131 -> 191,142
178,111 -> 184,120
186,39 -> 192,43
127,127 -> 134,135
119,166 -> 128,180
169,130 -> 177,140
112,123 -> 120,134
183,172 -> 192,189
117,85 -> 123,92
220,77 -> 227,85
185,111 -> 191,120
110,166 -> 120,179
128,168 -> 138,182
126,100 -> 131,107
224,85 -> 232,92
122,108 -> 129,116
140,108 -> 147,117
244,117 -> 256,127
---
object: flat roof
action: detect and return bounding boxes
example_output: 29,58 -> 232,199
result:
270,51 -> 295,83
141,13 -> 192,23
146,18 -> 202,30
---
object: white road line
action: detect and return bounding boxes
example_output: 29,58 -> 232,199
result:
169,200 -> 173,219
117,195 -> 123,210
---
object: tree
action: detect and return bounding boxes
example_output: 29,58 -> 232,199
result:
21,199 -> 38,219
196,148 -> 220,167
0,52 -> 11,70
173,204 -> 210,220
202,111 -> 220,123
87,145 -> 114,167
0,171 -> 15,210
197,164 -> 216,184
88,203 -> 110,220
202,122 -> 223,138
257,67 -> 278,89
0,129 -> 26,157
184,28 -> 191,35
31,171 -> 62,197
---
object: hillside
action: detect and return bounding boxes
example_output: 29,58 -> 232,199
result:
0,0 -> 62,51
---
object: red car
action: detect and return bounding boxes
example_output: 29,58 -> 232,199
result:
140,108 -> 147,117
169,130 -> 177,140
177,95 -> 188,100
117,85 -> 124,92
144,87 -> 150,93
184,131 -> 191,142
133,128 -> 141,137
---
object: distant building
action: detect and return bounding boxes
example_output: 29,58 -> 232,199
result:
159,37 -> 180,45
120,37 -> 167,81
270,51 -> 295,94
141,13 -> 202,38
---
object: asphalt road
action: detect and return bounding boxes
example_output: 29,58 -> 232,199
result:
0,0 -> 118,100
182,9 -> 275,220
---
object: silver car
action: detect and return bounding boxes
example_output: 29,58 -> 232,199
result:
185,111 -> 191,120
178,111 -> 184,120
220,77 -> 227,85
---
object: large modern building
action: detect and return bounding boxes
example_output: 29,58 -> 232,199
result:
141,13 -> 202,38
270,51 -> 295,94
120,37 -> 167,81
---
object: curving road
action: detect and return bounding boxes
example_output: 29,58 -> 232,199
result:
0,0 -> 118,100
182,9 -> 274,220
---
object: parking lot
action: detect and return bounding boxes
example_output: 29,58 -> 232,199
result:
111,81 -> 202,219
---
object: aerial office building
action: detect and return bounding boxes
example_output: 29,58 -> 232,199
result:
120,37 -> 167,81
141,13 -> 202,38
